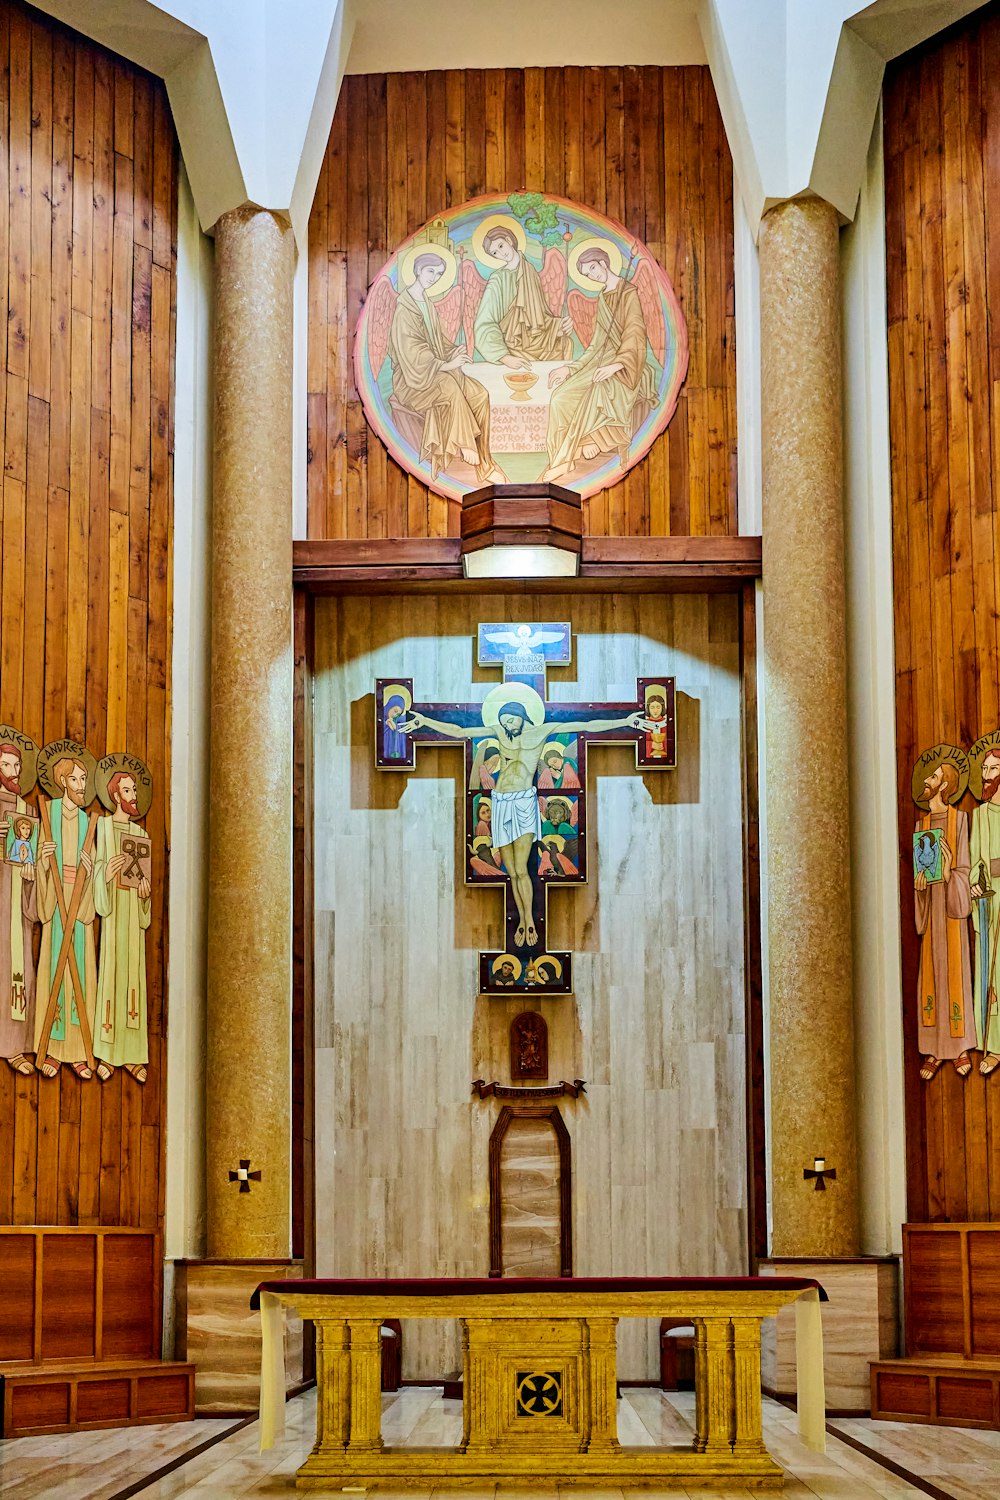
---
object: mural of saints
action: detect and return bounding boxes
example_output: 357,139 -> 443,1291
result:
355,193 -> 687,502
92,754 -> 153,1083
970,731 -> 1000,1075
33,741 -> 101,1079
910,745 -> 977,1080
0,728 -> 40,1075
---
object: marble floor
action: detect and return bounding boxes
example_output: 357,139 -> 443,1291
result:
0,1388 -> 998,1499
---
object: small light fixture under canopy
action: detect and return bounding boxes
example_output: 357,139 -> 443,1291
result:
461,484 -> 582,579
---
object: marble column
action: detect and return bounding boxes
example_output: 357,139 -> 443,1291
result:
759,196 -> 860,1258
206,204 -> 295,1260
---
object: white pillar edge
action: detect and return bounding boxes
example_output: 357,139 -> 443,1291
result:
292,236 -> 310,542
163,161 -> 214,1351
733,183 -> 772,1255
841,97 -> 907,1258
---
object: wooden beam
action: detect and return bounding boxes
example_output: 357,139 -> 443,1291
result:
292,535 -> 762,592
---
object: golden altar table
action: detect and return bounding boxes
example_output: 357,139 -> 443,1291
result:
252,1275 -> 827,1490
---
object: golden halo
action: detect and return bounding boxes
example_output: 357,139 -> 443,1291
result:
472,213 -> 527,268
399,242 -> 458,298
97,752 -> 154,818
492,953 -> 523,981
542,833 -> 566,853
37,739 -> 98,804
481,682 -> 545,730
568,235 -> 624,288
533,955 -> 564,982
911,743 -> 970,809
968,731 -> 1000,801
0,726 -> 39,796
383,684 -> 413,714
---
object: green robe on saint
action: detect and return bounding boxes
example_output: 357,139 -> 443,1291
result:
545,278 -> 657,476
970,799 -> 1000,1056
473,256 -> 570,363
93,815 -> 150,1067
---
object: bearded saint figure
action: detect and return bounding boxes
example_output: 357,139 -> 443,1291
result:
971,745 -> 1000,1074
93,771 -> 151,1082
914,758 -> 976,1080
34,757 -> 100,1078
0,743 -> 38,1074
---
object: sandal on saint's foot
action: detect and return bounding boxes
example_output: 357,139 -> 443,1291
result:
5,1053 -> 33,1076
980,1052 -> 1000,1076
96,1062 -> 114,1081
39,1055 -> 60,1078
919,1055 -> 942,1081
954,1051 -> 973,1077
124,1064 -> 147,1084
70,1061 -> 92,1080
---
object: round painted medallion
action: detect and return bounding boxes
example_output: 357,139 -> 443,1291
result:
354,192 -> 688,502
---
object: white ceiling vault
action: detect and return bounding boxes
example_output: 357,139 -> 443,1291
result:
30,0 -> 991,241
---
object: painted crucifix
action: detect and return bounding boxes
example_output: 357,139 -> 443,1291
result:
375,622 -> 675,995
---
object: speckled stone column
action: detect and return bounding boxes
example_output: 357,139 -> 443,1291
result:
206,204 -> 294,1259
759,197 -> 860,1257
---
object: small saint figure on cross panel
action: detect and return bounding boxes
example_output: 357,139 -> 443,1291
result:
399,681 -> 642,949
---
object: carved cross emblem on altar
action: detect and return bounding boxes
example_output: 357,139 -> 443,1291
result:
375,623 -> 675,995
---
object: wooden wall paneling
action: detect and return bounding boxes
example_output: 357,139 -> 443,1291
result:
307,66 -> 736,542
886,7 -> 1000,1222
0,1 -> 176,1237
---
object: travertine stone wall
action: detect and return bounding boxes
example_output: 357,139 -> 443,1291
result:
312,591 -> 747,1379
759,197 -> 860,1258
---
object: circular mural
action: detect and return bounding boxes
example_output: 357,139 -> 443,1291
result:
354,192 -> 689,503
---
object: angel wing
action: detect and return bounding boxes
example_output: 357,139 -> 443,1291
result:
436,283 -> 464,347
461,259 -> 486,361
632,259 -> 665,368
540,246 -> 567,317
568,289 -> 599,350
366,275 -> 397,376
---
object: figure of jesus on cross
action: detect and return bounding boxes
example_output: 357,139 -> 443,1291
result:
375,622 -> 674,994
404,684 -> 641,949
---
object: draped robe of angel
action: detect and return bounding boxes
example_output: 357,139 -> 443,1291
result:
0,786 -> 38,1063
387,284 -> 495,482
544,277 -> 657,479
93,815 -> 151,1069
473,254 -> 570,363
33,799 -> 98,1066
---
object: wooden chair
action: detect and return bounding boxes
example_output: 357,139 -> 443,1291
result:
380,1318 -> 402,1391
660,1317 -> 696,1391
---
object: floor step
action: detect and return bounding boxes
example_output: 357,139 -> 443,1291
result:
0,1358 -> 195,1437
871,1355 -> 1000,1429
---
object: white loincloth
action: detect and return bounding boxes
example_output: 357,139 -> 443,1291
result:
492,788 -> 543,847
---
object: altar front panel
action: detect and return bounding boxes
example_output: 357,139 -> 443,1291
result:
312,592 -> 748,1379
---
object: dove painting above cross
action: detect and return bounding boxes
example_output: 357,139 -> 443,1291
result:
375,623 -> 675,995
354,192 -> 688,503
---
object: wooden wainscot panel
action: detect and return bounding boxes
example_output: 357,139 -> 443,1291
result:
937,1375 -> 994,1423
39,1235 -> 97,1361
872,1370 -> 933,1419
904,1226 -> 965,1355
102,1233 -> 157,1359
0,1236 -> 35,1361
75,1378 -> 130,1424
969,1228 -> 1000,1357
